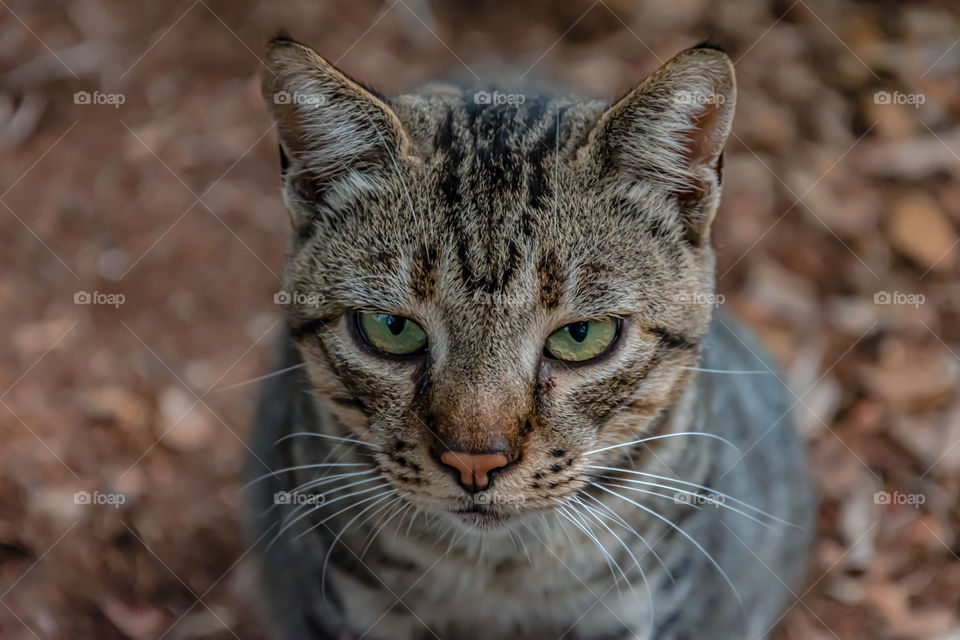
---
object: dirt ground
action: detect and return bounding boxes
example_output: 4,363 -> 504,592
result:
1,1 -> 959,638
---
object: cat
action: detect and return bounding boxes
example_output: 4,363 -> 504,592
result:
245,35 -> 816,640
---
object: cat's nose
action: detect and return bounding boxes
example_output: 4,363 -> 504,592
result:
439,451 -> 509,493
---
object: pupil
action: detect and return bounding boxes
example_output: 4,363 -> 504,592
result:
568,322 -> 589,343
386,315 -> 406,336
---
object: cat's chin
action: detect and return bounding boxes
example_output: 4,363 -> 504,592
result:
445,507 -> 516,533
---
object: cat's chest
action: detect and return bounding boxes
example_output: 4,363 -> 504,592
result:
332,532 -> 655,640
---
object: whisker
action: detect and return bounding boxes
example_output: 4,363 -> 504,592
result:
538,512 -> 552,534
517,523 -> 537,566
362,499 -> 408,558
511,527 -> 533,565
216,363 -> 306,392
578,491 -> 674,585
258,470 -> 376,516
275,476 -> 385,534
320,491 -> 397,599
394,504 -> 414,542
554,502 -> 622,594
594,481 -> 704,513
274,431 -> 381,450
588,465 -> 799,528
268,483 -> 390,550
295,488 -> 396,546
568,501 -> 631,595
244,462 -> 370,490
584,432 -> 740,457
287,470 -> 377,495
551,510 -> 577,548
592,475 -> 778,531
679,366 -> 771,375
404,507 -> 419,539
595,484 -> 744,607
355,495 -> 403,546
574,496 -> 654,637
286,476 -> 384,512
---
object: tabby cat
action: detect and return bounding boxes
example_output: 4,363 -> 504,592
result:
246,36 -> 815,640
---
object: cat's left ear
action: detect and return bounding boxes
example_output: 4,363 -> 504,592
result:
583,46 -> 736,244
261,36 -> 414,230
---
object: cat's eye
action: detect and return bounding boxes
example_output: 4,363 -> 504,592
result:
544,317 -> 620,362
356,312 -> 428,356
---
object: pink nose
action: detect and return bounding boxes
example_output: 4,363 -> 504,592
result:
440,451 -> 509,491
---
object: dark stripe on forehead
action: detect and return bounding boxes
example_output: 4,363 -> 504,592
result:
436,106 -> 476,288
498,240 -> 523,292
436,109 -> 461,208
473,105 -> 523,194
448,213 -> 475,289
410,242 -> 438,300
537,248 -> 565,308
524,104 -> 565,210
435,96 -> 574,294
360,248 -> 399,275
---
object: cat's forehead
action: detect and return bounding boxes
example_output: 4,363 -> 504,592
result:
294,98 -> 675,316
389,95 -> 643,255
304,191 -> 659,326
398,91 -> 606,194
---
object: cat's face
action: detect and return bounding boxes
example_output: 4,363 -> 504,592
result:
262,40 -> 735,531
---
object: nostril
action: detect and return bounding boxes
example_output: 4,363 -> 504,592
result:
439,451 -> 509,492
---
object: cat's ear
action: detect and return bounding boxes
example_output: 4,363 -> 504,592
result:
261,37 -> 413,230
584,46 -> 736,244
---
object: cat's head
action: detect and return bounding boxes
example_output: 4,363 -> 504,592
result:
261,38 -> 735,531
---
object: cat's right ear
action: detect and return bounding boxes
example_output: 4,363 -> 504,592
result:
581,47 -> 736,245
261,37 -> 413,231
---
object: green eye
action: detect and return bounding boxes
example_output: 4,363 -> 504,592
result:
544,318 -> 620,362
357,312 -> 428,356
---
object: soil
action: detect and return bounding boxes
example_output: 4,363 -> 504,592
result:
1,1 -> 959,638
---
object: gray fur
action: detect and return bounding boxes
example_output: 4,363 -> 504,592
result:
247,37 -> 815,640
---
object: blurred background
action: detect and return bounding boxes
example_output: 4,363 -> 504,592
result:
1,1 -> 959,638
